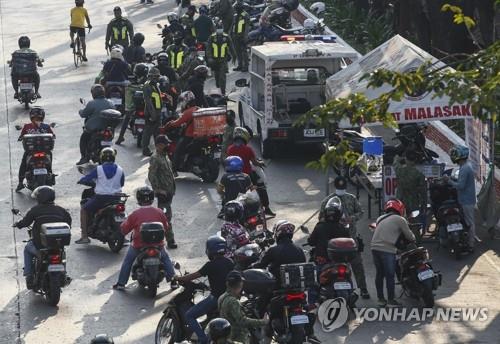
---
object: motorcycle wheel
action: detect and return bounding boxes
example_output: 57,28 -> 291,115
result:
289,325 -> 306,344
136,132 -> 143,148
201,158 -> 220,183
45,276 -> 61,306
34,174 -> 48,189
421,280 -> 435,308
155,310 -> 181,344
108,226 -> 125,253
24,97 -> 30,110
147,283 -> 158,298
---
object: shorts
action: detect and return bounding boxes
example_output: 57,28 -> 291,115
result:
83,194 -> 120,213
70,26 -> 86,37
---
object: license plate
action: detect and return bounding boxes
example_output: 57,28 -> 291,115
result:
110,98 -> 122,105
101,140 -> 112,146
447,223 -> 463,232
197,51 -> 205,57
137,128 -> 144,133
334,282 -> 352,290
303,128 -> 325,138
114,216 -> 125,222
214,151 -> 221,159
135,118 -> 145,125
417,269 -> 434,281
48,264 -> 65,272
33,168 -> 48,175
290,315 -> 309,325
144,257 -> 160,265
20,83 -> 33,90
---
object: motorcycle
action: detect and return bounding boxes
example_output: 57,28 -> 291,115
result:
105,81 -> 127,113
155,265 -> 214,344
131,222 -> 167,297
77,164 -> 129,253
20,132 -> 56,190
12,209 -> 71,306
237,191 -> 267,236
8,58 -> 44,110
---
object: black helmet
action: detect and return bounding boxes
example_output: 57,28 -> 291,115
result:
199,4 -> 209,14
136,186 -> 155,206
226,270 -> 244,287
29,106 -> 46,121
223,200 -> 244,222
18,36 -> 30,49
334,176 -> 347,190
133,63 -> 149,79
205,235 -> 227,257
194,65 -> 209,78
91,84 -> 105,99
31,186 -> 55,204
159,76 -> 170,92
324,196 -> 343,223
132,32 -> 145,46
207,318 -> 231,341
100,147 -> 117,163
90,334 -> 114,344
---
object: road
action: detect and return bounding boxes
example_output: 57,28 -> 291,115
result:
0,0 -> 499,343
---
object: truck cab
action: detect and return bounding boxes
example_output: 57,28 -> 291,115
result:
235,38 -> 359,158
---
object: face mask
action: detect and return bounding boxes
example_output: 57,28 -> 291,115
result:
335,189 -> 346,196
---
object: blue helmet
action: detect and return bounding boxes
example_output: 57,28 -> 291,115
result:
206,235 -> 227,257
449,145 -> 469,163
224,156 -> 243,173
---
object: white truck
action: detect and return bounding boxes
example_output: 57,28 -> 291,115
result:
234,38 -> 359,158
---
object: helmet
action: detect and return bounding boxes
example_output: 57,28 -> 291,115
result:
132,32 -> 145,46
303,18 -> 315,30
18,36 -> 30,49
110,46 -> 123,60
90,334 -> 114,344
31,186 -> 55,204
234,0 -> 244,11
207,318 -> 231,341
167,12 -> 179,23
223,200 -> 244,222
233,127 -> 251,144
282,0 -> 299,11
384,199 -> 406,216
100,147 -> 117,163
309,2 -> 326,16
187,5 -> 197,13
113,6 -> 122,13
273,220 -> 295,241
449,145 -> 469,163
324,196 -> 343,223
91,84 -> 105,99
29,106 -> 46,121
194,65 -> 209,78
205,235 -> 227,257
157,52 -> 169,65
178,90 -> 196,111
334,176 -> 347,190
148,66 -> 161,80
159,75 -> 170,92
226,270 -> 244,285
224,156 -> 243,173
133,63 -> 149,79
75,0 -> 84,6
199,5 -> 209,14
155,134 -> 171,146
136,186 -> 155,206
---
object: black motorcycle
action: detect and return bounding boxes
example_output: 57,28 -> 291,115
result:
8,57 -> 44,110
21,133 -> 56,190
12,209 -> 71,306
131,222 -> 167,298
105,82 -> 127,113
130,90 -> 146,148
83,108 -> 122,164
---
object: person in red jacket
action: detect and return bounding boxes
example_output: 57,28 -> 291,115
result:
227,127 -> 275,216
113,186 -> 175,290
164,90 -> 199,171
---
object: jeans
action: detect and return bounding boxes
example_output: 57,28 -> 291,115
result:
372,249 -> 397,300
185,294 -> 217,344
462,204 -> 476,247
117,246 -> 175,286
24,241 -> 38,276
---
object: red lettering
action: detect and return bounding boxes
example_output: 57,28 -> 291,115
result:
434,106 -> 443,118
426,107 -> 432,118
404,108 -> 417,121
452,105 -> 461,116
461,104 -> 471,116
443,106 -> 452,116
392,112 -> 401,121
417,107 -> 427,119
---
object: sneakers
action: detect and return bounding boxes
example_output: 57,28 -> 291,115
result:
387,299 -> 402,307
112,283 -> 125,291
264,207 -> 276,217
76,157 -> 89,165
82,56 -> 88,62
168,240 -> 178,249
35,92 -> 41,99
75,237 -> 90,244
377,298 -> 387,307
15,183 -> 24,192
360,288 -> 371,299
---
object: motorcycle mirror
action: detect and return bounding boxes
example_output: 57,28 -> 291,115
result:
174,262 -> 181,270
15,125 -> 22,131
50,122 -> 56,128
79,98 -> 85,104
156,23 -> 163,29
11,208 -> 20,215
299,225 -> 309,234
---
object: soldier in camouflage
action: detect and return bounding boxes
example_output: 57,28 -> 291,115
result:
218,271 -> 268,344
148,135 -> 177,249
393,150 -> 427,214
318,176 -> 370,299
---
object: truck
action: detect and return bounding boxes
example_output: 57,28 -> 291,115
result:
234,38 -> 360,158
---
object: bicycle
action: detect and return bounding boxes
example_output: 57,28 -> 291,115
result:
72,27 -> 91,68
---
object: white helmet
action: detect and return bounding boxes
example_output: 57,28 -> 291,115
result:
310,2 -> 325,16
179,90 -> 196,111
110,46 -> 123,60
167,12 -> 179,23
303,18 -> 315,30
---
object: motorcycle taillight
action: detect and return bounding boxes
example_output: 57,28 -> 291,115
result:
33,152 -> 46,158
49,254 -> 62,264
146,248 -> 158,257
444,208 -> 459,216
286,292 -> 306,302
115,203 -> 125,213
208,136 -> 221,144
336,264 -> 347,280
136,110 -> 145,117
103,130 -> 113,139
196,43 -> 204,51
247,216 -> 258,225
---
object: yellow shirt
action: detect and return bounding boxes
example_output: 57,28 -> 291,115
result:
70,7 -> 88,28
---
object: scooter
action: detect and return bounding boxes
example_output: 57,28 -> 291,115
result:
8,58 -> 44,110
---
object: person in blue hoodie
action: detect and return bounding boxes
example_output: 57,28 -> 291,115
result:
76,147 -> 125,244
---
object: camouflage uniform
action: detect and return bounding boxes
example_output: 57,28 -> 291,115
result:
218,292 -> 267,344
175,52 -> 203,91
221,122 -> 236,161
148,151 -> 176,242
394,155 -> 427,212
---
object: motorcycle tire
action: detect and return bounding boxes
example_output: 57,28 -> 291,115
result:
201,158 -> 220,183
289,325 -> 306,344
24,98 -> 30,110
155,310 -> 182,344
136,132 -> 143,148
45,275 -> 61,306
107,224 -> 125,253
421,279 -> 435,308
147,283 -> 158,298
34,174 -> 48,189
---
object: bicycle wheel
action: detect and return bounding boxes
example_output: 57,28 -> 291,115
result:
73,38 -> 81,68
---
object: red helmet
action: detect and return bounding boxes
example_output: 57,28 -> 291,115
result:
384,199 -> 406,216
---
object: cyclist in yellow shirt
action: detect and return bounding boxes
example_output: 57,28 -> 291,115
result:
70,0 -> 92,61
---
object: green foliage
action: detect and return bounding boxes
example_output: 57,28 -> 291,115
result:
441,4 -> 476,29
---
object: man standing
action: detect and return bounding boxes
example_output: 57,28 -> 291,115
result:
394,150 -> 427,216
166,32 -> 189,71
193,5 -> 214,44
105,7 -> 134,51
231,0 -> 250,72
148,135 -> 178,249
206,21 -> 236,95
142,67 -> 163,156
